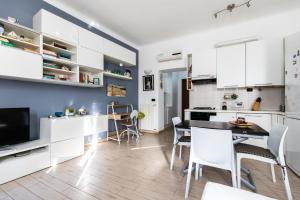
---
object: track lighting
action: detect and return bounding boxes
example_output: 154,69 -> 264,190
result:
214,0 -> 253,19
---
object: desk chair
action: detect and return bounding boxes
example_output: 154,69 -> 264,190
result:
120,110 -> 140,143
235,126 -> 293,200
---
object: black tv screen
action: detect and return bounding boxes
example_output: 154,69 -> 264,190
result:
0,108 -> 30,147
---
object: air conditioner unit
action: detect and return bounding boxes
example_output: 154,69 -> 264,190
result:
157,50 -> 182,62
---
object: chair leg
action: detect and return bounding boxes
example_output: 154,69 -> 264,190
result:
271,164 -> 276,183
179,145 -> 183,160
281,166 -> 293,200
195,164 -> 199,180
199,167 -> 203,177
170,144 -> 176,170
127,128 -> 130,143
185,161 -> 193,200
237,155 -> 241,188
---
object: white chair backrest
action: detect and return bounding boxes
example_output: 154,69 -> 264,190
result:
267,125 -> 289,165
130,110 -> 139,125
190,127 -> 234,170
172,117 -> 182,142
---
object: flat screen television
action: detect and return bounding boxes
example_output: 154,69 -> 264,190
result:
0,108 -> 30,147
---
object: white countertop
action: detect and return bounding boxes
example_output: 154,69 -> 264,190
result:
185,109 -> 285,115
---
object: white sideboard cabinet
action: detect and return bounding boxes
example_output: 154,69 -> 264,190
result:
40,115 -> 108,166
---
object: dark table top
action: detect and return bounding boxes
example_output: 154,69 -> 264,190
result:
175,120 -> 269,137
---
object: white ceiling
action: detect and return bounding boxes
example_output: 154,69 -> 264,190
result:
53,0 -> 300,46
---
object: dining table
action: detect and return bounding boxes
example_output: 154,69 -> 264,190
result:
175,120 -> 269,193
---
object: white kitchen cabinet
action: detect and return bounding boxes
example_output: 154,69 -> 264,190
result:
272,114 -> 286,126
237,113 -> 271,148
33,9 -> 78,45
212,112 -> 236,122
103,38 -> 136,66
78,27 -> 103,52
217,44 -> 246,88
0,45 -> 42,79
192,49 -> 216,78
78,46 -> 104,70
246,39 -> 284,86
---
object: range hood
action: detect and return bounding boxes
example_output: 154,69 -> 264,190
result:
192,75 -> 216,84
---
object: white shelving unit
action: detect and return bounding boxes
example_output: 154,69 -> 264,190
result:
103,71 -> 132,80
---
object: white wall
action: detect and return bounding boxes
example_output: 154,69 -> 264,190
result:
139,9 -> 300,131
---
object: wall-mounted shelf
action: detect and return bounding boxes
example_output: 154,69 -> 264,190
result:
103,71 -> 132,80
43,66 -> 77,75
43,43 -> 76,55
0,35 -> 39,49
42,54 -> 77,66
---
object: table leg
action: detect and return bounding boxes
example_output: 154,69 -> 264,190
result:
241,167 -> 257,192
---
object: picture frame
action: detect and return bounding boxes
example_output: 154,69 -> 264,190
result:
93,78 -> 100,85
143,75 -> 154,91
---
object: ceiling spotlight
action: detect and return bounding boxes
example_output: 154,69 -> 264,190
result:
214,0 -> 253,19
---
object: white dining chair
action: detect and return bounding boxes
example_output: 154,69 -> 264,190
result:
170,117 -> 191,170
120,110 -> 140,143
210,115 -> 277,183
185,127 -> 237,199
235,125 -> 293,200
201,182 -> 275,200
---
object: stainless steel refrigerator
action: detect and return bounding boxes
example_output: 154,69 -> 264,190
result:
285,32 -> 300,176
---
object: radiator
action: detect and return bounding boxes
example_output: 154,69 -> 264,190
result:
140,104 -> 155,131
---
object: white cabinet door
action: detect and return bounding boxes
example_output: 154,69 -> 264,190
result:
217,44 -> 246,88
246,39 -> 284,87
78,27 -> 103,52
237,113 -> 271,148
192,49 -> 216,78
33,9 -> 78,45
0,46 -> 42,79
103,38 -> 136,66
50,137 -> 84,166
211,112 -> 236,122
78,46 -> 104,70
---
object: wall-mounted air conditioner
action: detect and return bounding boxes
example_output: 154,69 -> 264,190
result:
157,50 -> 182,62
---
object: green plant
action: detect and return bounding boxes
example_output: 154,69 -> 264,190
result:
138,112 -> 145,120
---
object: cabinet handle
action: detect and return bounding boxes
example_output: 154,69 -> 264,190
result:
244,115 -> 263,117
224,85 -> 239,88
197,74 -> 212,77
254,83 -> 273,86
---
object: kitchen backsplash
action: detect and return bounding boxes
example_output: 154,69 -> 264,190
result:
190,84 -> 284,111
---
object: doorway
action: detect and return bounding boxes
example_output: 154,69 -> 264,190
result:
161,70 -> 188,127
181,79 -> 189,121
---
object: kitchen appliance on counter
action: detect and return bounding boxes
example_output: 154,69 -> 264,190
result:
191,107 -> 216,121
285,32 -> 300,176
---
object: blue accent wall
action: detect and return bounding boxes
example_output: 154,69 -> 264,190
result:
0,0 -> 138,139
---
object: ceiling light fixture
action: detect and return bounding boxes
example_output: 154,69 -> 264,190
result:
214,0 -> 253,19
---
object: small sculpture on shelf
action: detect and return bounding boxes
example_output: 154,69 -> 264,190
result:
78,107 -> 88,115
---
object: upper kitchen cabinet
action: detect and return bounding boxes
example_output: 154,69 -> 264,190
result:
246,39 -> 284,87
217,44 -> 246,88
33,9 -> 78,45
192,49 -> 216,79
78,28 -> 103,52
103,39 -> 136,67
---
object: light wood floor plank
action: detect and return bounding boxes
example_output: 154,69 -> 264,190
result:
0,127 -> 299,200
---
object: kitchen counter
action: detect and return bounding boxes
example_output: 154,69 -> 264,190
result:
185,109 -> 285,115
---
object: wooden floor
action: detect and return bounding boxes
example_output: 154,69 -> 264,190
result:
1,128 -> 300,200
